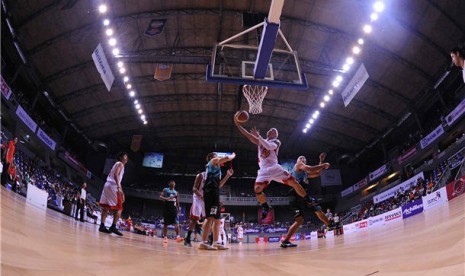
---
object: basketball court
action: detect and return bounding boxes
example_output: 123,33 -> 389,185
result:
1,188 -> 463,275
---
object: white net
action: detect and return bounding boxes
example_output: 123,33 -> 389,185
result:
242,85 -> 268,114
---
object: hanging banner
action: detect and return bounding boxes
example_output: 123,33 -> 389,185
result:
92,43 -> 115,91
341,186 -> 354,197
0,74 -> 12,100
36,128 -> 57,151
154,63 -> 173,81
397,146 -> 417,165
341,63 -> 369,107
131,135 -> 143,152
353,178 -> 368,192
420,125 -> 444,149
16,105 -> 38,133
445,98 -> 465,127
369,164 -> 388,181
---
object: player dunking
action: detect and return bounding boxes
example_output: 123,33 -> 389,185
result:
234,112 -> 312,219
281,153 -> 336,248
184,170 -> 207,247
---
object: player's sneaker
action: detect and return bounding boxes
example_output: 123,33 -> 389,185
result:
109,226 -> 123,236
184,240 -> 192,247
176,236 -> 184,243
280,240 -> 297,248
199,242 -> 217,250
326,221 -> 337,231
99,225 -> 111,234
213,243 -> 229,250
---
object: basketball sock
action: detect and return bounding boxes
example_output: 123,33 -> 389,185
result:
100,223 -> 105,227
110,224 -> 116,229
186,230 -> 192,240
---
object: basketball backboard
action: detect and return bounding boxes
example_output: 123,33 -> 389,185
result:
207,43 -> 308,90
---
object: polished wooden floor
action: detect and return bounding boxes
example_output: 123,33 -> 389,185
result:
1,188 -> 464,276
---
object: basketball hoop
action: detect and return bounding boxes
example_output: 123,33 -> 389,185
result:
242,85 -> 268,114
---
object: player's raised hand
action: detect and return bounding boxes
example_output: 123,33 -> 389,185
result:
227,168 -> 234,176
251,127 -> 260,137
228,152 -> 236,160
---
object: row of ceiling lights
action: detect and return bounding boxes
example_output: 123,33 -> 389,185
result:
303,1 -> 385,133
97,4 -> 148,125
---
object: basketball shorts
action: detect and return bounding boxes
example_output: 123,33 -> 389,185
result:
190,196 -> 205,220
256,163 -> 293,184
163,201 -> 178,225
204,187 -> 220,219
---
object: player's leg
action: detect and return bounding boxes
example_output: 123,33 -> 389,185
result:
199,191 -> 218,250
311,205 -> 336,230
281,193 -> 303,248
99,207 -> 111,233
109,193 -> 124,236
254,181 -> 271,219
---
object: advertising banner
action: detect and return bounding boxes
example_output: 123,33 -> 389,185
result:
422,187 -> 448,210
373,172 -> 424,204
368,213 -> 385,227
341,63 -> 369,107
0,74 -> 12,100
369,164 -> 388,181
16,105 -> 38,133
383,207 -> 403,223
267,236 -> 280,243
445,98 -> 465,127
446,175 -> 465,201
447,147 -> 465,170
341,186 -> 354,197
397,146 -> 417,165
263,227 -> 288,234
402,199 -> 424,219
37,128 -> 57,151
92,43 -> 115,91
354,219 -> 369,230
420,125 -> 444,149
353,178 -> 368,192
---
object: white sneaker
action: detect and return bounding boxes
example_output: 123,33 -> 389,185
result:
213,243 -> 229,250
199,242 -> 217,250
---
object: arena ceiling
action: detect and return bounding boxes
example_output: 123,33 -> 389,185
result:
2,0 -> 465,172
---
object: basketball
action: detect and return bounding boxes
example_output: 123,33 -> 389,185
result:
236,110 -> 249,123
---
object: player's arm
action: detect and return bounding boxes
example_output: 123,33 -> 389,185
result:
303,163 -> 330,174
175,192 -> 180,212
257,135 -> 279,150
114,162 -> 125,202
160,189 -> 169,201
234,112 -> 259,144
219,168 -> 234,188
211,152 -> 236,166
192,173 -> 204,200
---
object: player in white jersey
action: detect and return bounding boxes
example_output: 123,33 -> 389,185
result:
234,112 -> 312,220
98,152 -> 128,236
218,217 -> 227,245
237,224 -> 244,244
184,171 -> 207,247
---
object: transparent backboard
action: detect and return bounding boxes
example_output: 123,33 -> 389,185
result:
207,44 -> 308,90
